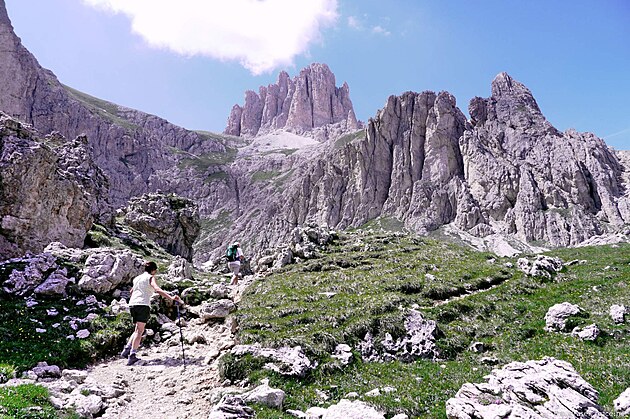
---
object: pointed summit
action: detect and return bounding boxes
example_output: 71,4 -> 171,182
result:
488,72 -> 552,131
491,72 -> 539,112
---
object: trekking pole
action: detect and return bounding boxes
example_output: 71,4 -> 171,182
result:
175,299 -> 186,369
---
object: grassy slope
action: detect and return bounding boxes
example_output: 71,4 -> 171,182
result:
231,230 -> 630,418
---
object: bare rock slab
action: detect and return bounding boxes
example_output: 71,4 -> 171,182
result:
446,357 -> 609,419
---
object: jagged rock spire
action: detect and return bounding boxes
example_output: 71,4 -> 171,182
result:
225,63 -> 360,137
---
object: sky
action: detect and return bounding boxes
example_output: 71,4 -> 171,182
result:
4,0 -> 630,150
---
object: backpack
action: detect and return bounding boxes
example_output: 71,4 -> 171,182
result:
226,245 -> 238,262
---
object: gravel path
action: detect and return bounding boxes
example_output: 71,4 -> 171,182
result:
81,275 -> 255,418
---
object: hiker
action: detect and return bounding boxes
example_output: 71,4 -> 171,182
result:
226,241 -> 244,285
121,261 -> 183,366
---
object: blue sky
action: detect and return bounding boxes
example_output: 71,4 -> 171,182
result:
5,0 -> 630,150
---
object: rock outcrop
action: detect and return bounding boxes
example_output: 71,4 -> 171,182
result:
359,309 -> 440,362
230,344 -> 317,377
0,0 -> 225,209
121,193 -> 200,261
0,114 -> 104,258
446,357 -> 609,419
460,72 -> 629,246
225,63 -> 360,138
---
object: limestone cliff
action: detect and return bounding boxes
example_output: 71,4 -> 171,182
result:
216,75 -> 629,259
0,114 -> 105,258
0,0 -> 225,209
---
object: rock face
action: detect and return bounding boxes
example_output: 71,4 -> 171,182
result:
0,114 -> 105,258
446,357 -> 609,419
0,0 -> 225,209
122,193 -> 200,261
224,72 -> 629,261
225,63 -> 360,138
460,73 -> 629,246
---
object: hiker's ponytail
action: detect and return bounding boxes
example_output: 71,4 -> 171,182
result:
144,261 -> 158,273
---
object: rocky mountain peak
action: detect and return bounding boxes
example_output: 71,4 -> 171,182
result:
225,62 -> 360,139
0,0 -> 10,27
488,71 -> 548,129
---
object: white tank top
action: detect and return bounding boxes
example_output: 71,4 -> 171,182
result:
129,272 -> 154,306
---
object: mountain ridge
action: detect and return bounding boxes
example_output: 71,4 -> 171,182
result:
0,0 -> 628,264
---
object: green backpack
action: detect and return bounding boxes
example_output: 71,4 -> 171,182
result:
226,245 -> 238,262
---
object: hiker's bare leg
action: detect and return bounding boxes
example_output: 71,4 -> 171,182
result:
131,322 -> 146,350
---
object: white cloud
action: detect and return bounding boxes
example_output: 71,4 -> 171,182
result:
371,25 -> 391,36
81,0 -> 339,75
347,15 -> 362,30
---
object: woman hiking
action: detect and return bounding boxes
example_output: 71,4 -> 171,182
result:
121,261 -> 183,366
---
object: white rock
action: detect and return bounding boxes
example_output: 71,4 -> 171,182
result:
614,387 -> 630,416
365,388 -> 381,397
76,329 -> 90,339
544,302 -> 583,332
611,304 -> 626,324
572,324 -> 600,341
446,357 -> 607,419
323,399 -> 385,419
244,383 -> 285,409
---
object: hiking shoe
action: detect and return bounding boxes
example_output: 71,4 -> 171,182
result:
120,346 -> 131,358
126,353 -> 141,366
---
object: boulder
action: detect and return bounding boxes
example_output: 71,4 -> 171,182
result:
30,362 -> 61,380
572,324 -> 600,341
517,255 -> 564,280
322,399 -> 385,419
615,388 -> 630,416
198,299 -> 236,321
34,270 -> 73,296
610,304 -> 626,324
544,302 -> 585,332
78,249 -> 144,294
359,309 -> 440,362
67,394 -> 103,418
446,357 -> 608,419
244,383 -> 285,409
331,344 -> 353,367
1,253 -> 61,296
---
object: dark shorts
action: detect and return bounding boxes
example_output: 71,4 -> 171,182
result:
130,305 -> 150,323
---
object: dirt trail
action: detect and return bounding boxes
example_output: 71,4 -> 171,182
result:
83,275 -> 255,418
